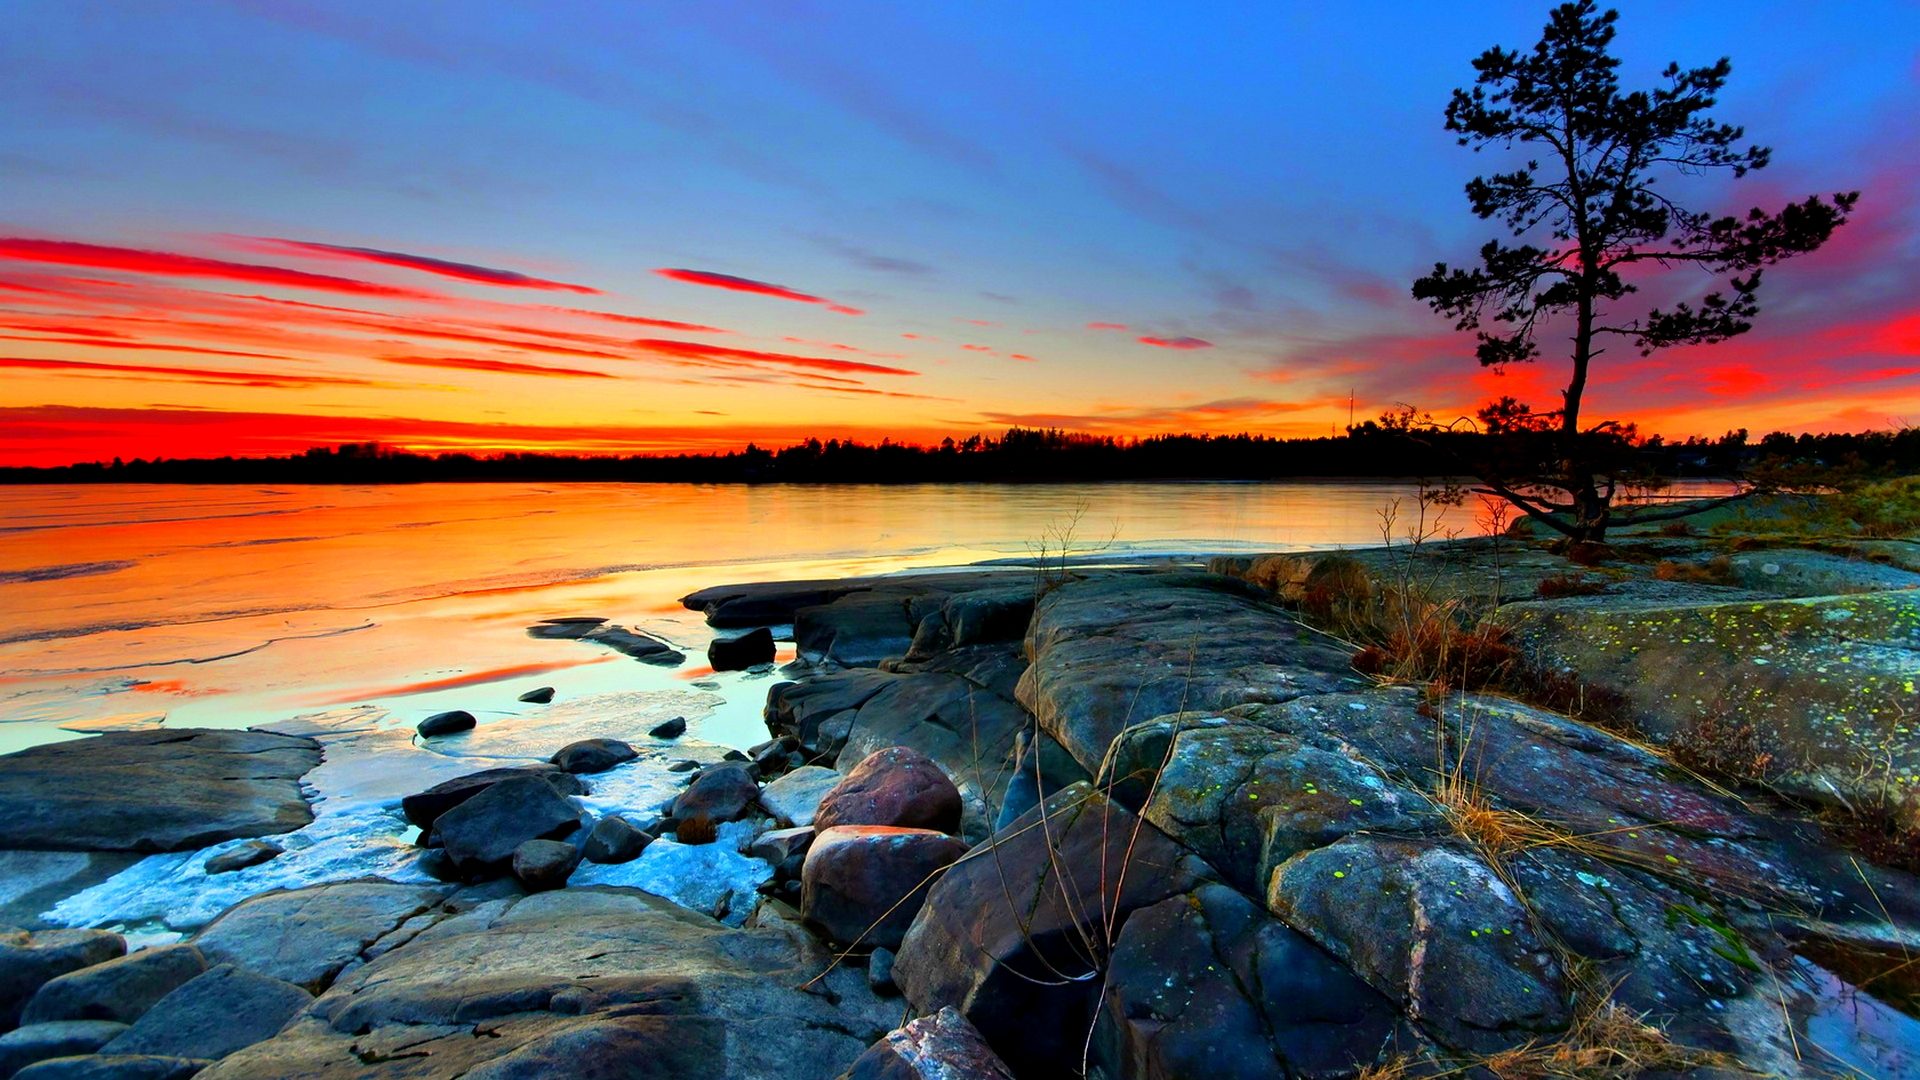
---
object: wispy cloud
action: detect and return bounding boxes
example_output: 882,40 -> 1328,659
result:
0,356 -> 374,389
0,237 -> 444,299
230,237 -> 600,294
633,337 -> 915,377
653,268 -> 864,315
1086,322 -> 1129,331
806,235 -> 936,276
1138,335 -> 1213,350
383,354 -> 617,379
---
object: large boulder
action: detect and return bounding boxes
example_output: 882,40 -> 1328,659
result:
101,964 -> 312,1061
21,945 -> 207,1026
1493,589 -> 1920,821
433,775 -> 583,878
1268,836 -> 1567,1054
548,738 -> 637,775
0,1020 -> 129,1077
581,815 -> 650,864
844,1007 -> 1016,1080
0,729 -> 319,852
195,888 -> 897,1080
191,881 -> 448,992
709,627 -> 776,670
893,783 -> 1207,1076
801,826 -> 969,949
757,765 -> 842,828
1017,574 -> 1365,774
814,747 -> 963,836
671,763 -> 760,823
1093,884 -> 1402,1080
13,1054 -> 208,1080
400,764 -> 585,833
512,839 -> 581,892
1,930 -> 126,1030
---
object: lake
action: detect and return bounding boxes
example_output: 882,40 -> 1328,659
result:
0,480 -> 1729,754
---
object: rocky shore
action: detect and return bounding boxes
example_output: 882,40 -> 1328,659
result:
2,527 -> 1918,1078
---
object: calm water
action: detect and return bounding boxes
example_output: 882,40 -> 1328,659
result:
0,480 -> 1722,754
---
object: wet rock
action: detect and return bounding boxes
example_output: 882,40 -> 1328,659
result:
844,1006 -> 1015,1080
582,815 -> 650,864
1092,884 -> 1400,1080
191,882 -> 447,992
666,757 -> 699,772
894,783 -> 1206,1077
416,710 -> 475,738
709,626 -> 776,671
517,686 -> 556,704
196,888 -> 895,1080
814,747 -> 963,836
1268,836 -> 1568,1054
549,737 -> 637,775
1017,573 -> 1365,775
21,945 -> 207,1026
0,729 -> 319,853
757,765 -> 841,827
400,764 -> 585,833
866,947 -> 896,997
101,964 -> 312,1061
650,716 -> 688,739
671,763 -> 759,823
577,625 -> 685,666
0,1020 -> 129,1077
1,930 -> 126,1030
512,839 -> 580,892
434,775 -> 583,878
13,1054 -> 209,1080
801,826 -> 968,949
750,826 -> 815,866
201,840 -> 280,876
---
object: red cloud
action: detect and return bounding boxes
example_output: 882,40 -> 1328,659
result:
653,268 -> 864,315
0,356 -> 373,388
0,334 -> 293,361
547,308 -> 726,334
1010,353 -> 1036,362
1087,322 -> 1129,331
632,338 -> 916,377
383,355 -> 616,379
1138,335 -> 1213,350
231,237 -> 600,294
0,238 -> 443,300
960,344 -> 993,352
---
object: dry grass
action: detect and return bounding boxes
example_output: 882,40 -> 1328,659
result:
1650,555 -> 1733,584
1481,997 -> 1743,1079
1535,572 -> 1608,599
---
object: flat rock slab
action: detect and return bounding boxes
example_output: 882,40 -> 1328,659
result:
195,887 -> 896,1080
683,571 -> 1035,629
0,729 -> 320,853
102,963 -> 312,1061
192,881 -> 449,992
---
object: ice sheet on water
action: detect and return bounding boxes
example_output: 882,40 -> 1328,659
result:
413,689 -> 720,761
570,822 -> 770,927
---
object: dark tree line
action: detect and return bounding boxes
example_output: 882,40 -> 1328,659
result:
4,425 -> 1914,486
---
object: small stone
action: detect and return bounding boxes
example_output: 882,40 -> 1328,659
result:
671,763 -> 759,823
649,716 -> 688,739
666,759 -> 700,773
582,816 -> 651,865
722,749 -> 749,762
416,710 -> 475,738
511,839 -> 580,892
202,840 -> 281,875
548,738 -> 637,775
868,947 -> 897,996
517,686 -> 556,704
749,825 -> 816,867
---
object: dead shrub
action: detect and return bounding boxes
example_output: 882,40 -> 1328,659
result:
1650,555 -> 1732,584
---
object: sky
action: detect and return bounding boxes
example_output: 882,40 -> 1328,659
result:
2,0 -> 1917,466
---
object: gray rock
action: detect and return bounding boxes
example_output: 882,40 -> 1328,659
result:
577,625 -> 685,666
416,710 -> 475,738
708,627 -> 775,671
893,783 -> 1206,1077
649,716 -> 688,739
13,1054 -> 209,1080
866,947 -> 896,996
801,826 -> 968,949
201,841 -> 280,876
756,765 -> 841,827
194,888 -> 896,1080
400,765 -> 585,833
516,686 -> 555,704
548,738 -> 637,775
102,964 -> 311,1061
844,1007 -> 1015,1080
671,763 -> 759,823
0,729 -> 319,853
21,945 -> 207,1025
749,826 -> 815,866
581,816 -> 650,864
192,882 -> 447,992
1,930 -> 126,1029
512,839 -> 580,892
435,775 -> 583,877
0,1020 -> 129,1077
